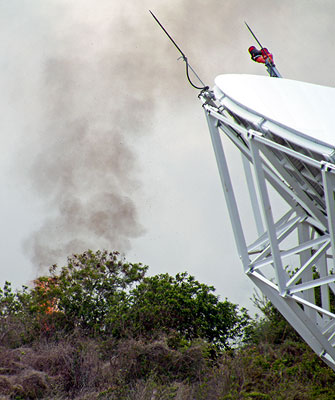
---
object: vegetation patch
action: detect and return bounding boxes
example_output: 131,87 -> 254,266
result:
1,250 -> 335,399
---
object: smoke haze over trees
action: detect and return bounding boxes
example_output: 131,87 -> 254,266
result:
0,0 -> 334,310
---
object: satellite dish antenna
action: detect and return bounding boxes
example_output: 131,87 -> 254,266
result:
149,14 -> 335,369
199,73 -> 335,370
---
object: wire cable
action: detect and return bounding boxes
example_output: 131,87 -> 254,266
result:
150,10 -> 209,91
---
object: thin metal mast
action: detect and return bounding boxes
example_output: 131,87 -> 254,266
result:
149,10 -> 208,90
245,21 -> 264,49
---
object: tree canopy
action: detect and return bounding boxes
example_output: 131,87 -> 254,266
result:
0,250 -> 250,349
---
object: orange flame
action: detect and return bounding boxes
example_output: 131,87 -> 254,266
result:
34,277 -> 59,315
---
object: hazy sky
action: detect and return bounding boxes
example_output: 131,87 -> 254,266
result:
0,0 -> 334,312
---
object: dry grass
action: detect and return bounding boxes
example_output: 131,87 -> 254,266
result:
0,333 -> 211,399
1,334 -> 335,399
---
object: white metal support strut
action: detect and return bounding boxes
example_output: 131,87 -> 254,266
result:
200,85 -> 335,370
206,113 -> 250,269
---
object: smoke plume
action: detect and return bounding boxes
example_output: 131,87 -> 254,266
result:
23,2 -> 162,269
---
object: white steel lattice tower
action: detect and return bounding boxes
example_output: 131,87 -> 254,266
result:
199,74 -> 335,370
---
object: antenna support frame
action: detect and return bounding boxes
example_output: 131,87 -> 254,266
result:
200,84 -> 335,370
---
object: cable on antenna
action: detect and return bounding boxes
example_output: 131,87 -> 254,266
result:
149,10 -> 209,91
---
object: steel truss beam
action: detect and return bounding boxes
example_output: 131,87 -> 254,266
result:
201,92 -> 335,369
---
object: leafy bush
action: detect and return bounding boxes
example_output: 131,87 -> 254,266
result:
247,293 -> 302,345
123,272 -> 250,349
0,281 -> 38,346
32,250 -> 148,332
0,250 -> 250,350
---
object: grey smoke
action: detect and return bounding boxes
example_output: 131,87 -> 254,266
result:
24,18 -> 152,268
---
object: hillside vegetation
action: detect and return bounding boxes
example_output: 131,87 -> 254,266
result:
1,250 -> 335,399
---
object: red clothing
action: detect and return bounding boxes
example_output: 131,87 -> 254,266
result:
249,46 -> 274,64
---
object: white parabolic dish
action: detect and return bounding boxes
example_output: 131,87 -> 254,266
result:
214,74 -> 335,152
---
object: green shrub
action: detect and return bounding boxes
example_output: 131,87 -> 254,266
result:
123,272 -> 251,349
0,250 -> 251,351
